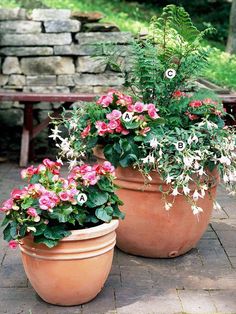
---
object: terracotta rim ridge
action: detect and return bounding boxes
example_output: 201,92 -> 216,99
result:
20,220 -> 119,260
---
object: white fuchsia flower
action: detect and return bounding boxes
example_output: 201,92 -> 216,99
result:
193,190 -> 202,201
171,187 -> 180,196
187,134 -> 198,145
164,202 -> 173,211
183,185 -> 191,195
150,138 -> 158,148
219,156 -> 231,166
49,126 -> 62,141
191,205 -> 203,215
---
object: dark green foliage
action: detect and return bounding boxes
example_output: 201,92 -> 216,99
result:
124,5 -> 212,108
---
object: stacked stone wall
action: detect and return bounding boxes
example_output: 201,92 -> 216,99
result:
0,8 -> 132,158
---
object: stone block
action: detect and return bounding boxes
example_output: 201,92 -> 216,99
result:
44,19 -> 81,33
0,109 -> 23,127
34,102 -> 52,110
54,44 -> 103,56
74,72 -> 124,86
71,85 -> 94,94
104,45 -> 133,57
31,9 -> 71,21
76,56 -> 107,73
20,57 -> 75,75
0,47 -> 53,57
26,75 -> 57,86
72,11 -> 104,23
178,290 -> 217,314
0,74 -> 8,86
93,86 -> 121,94
0,33 -> 72,46
8,75 -> 25,86
83,22 -> 120,32
2,57 -> 21,74
0,8 -> 26,20
75,32 -> 132,44
57,75 -> 75,86
23,86 -> 70,93
0,101 -> 13,109
210,290 -> 236,313
0,21 -> 42,33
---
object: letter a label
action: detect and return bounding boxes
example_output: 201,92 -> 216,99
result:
77,193 -> 87,205
122,112 -> 133,122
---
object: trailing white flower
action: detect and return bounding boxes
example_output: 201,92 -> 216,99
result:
193,190 -> 202,201
171,187 -> 181,196
150,138 -> 158,148
191,205 -> 203,215
187,134 -> 198,145
213,201 -> 222,211
68,159 -> 78,170
166,174 -> 173,184
183,185 -> 191,195
49,126 -> 62,141
219,156 -> 231,166
183,156 -> 193,168
164,202 -> 173,210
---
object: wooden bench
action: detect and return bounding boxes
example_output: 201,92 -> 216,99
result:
0,92 -> 97,167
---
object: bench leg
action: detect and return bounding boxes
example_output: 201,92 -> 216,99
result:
19,103 -> 33,167
20,127 -> 30,167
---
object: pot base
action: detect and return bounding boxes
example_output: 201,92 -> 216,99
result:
20,221 -> 119,306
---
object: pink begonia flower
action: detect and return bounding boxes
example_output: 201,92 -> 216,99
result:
97,94 -> 113,107
59,191 -> 70,202
185,112 -> 199,120
95,121 -> 109,136
26,184 -> 45,198
0,198 -> 14,212
147,103 -> 158,111
121,128 -> 130,135
127,104 -> 134,112
21,165 -> 38,179
27,207 -> 38,217
203,98 -> 214,104
102,161 -> 115,174
82,171 -> 99,185
148,109 -> 160,119
37,164 -> 46,172
172,90 -> 185,98
39,192 -> 59,210
106,109 -> 122,121
81,124 -> 91,138
108,120 -> 119,130
117,94 -> 133,107
134,102 -> 145,113
42,159 -> 62,175
189,100 -> 202,108
140,127 -> 151,136
11,189 -> 23,200
9,240 -> 18,249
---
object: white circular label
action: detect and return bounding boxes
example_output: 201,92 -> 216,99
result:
122,112 -> 133,122
165,69 -> 176,79
77,193 -> 87,205
175,141 -> 186,151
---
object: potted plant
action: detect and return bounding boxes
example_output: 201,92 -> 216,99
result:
0,159 -> 124,306
52,5 -> 236,258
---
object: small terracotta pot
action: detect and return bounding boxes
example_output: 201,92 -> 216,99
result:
19,220 -> 119,306
94,146 -> 218,258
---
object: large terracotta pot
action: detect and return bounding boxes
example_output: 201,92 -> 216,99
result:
19,220 -> 119,306
94,146 -> 218,258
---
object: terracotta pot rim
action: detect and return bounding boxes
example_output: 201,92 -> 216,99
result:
59,219 -> 119,241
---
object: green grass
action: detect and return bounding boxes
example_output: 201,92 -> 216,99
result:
1,0 -> 236,90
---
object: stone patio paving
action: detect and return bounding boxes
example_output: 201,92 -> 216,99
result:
0,162 -> 236,314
